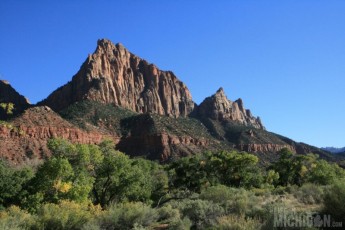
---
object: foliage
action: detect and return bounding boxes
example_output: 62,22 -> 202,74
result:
0,102 -> 14,115
35,200 -> 99,230
292,183 -> 324,204
271,148 -> 345,187
323,179 -> 345,222
2,139 -> 345,229
216,214 -> 261,230
0,206 -> 35,230
169,199 -> 225,229
0,160 -> 34,208
98,202 -> 158,229
169,151 -> 263,192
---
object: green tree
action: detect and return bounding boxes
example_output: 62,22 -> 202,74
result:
0,160 -> 34,208
270,148 -> 319,186
210,151 -> 262,188
93,141 -> 164,206
30,157 -> 74,203
169,151 -> 263,192
308,159 -> 345,185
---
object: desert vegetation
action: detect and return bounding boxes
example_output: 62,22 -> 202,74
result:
0,139 -> 344,229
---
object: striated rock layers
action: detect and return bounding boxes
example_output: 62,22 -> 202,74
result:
197,87 -> 264,129
0,106 -> 115,164
0,80 -> 30,119
41,39 -> 195,117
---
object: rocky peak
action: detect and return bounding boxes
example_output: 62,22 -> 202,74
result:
41,39 -> 195,117
0,80 -> 30,119
197,88 -> 264,129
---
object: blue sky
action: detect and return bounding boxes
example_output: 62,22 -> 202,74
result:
1,1 -> 344,148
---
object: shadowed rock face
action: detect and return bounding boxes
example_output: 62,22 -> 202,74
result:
197,87 -> 264,129
41,39 -> 195,117
0,80 -> 30,119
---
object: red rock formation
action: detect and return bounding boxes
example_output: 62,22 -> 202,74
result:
117,132 -> 211,162
0,106 -> 116,164
41,39 -> 195,117
197,87 -> 264,129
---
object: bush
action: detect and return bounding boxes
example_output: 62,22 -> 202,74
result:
34,200 -> 98,230
169,199 -> 225,229
99,202 -> 158,229
323,179 -> 345,222
216,214 -> 261,230
157,205 -> 192,229
200,186 -> 266,218
0,206 -> 35,230
292,183 -> 324,204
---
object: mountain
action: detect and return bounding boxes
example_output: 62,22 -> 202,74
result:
321,147 -> 345,154
0,39 -> 338,164
40,39 -> 195,117
0,80 -> 30,119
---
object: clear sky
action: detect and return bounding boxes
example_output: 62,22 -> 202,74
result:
1,1 -> 344,148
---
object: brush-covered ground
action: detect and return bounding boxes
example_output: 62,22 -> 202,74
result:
0,139 -> 345,229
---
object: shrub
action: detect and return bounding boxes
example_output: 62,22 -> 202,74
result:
157,205 -> 192,229
215,214 -> 261,230
99,202 -> 158,229
323,179 -> 345,222
34,200 -> 97,230
0,206 -> 35,230
292,183 -> 324,204
201,186 -> 249,215
169,199 -> 225,229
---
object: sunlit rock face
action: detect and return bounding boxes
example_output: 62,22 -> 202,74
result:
41,39 -> 195,117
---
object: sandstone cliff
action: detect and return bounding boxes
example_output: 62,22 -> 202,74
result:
197,87 -> 264,129
0,106 -> 114,164
0,80 -> 30,119
41,39 -> 195,117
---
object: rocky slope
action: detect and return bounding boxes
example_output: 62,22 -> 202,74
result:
59,100 -> 227,162
0,106 -> 113,164
41,39 -> 195,117
0,80 -> 30,119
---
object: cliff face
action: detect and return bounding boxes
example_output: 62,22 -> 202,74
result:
0,106 -> 114,164
0,80 -> 30,119
41,39 -> 195,117
197,88 -> 264,129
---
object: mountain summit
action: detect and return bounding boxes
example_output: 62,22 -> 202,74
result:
197,87 -> 264,129
41,39 -> 195,117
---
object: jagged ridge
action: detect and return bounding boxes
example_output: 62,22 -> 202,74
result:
41,39 -> 195,117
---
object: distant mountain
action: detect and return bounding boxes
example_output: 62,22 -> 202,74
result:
321,147 -> 345,154
0,39 -> 339,164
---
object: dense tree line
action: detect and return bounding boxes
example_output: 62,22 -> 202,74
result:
1,139 -> 345,229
